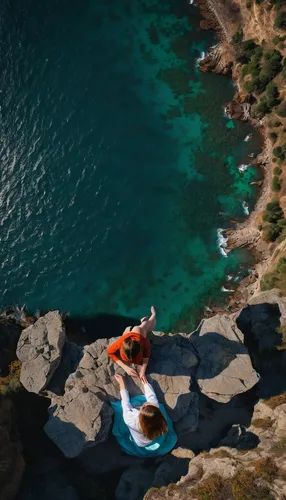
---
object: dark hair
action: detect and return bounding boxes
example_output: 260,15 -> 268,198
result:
139,404 -> 168,440
122,338 -> 141,361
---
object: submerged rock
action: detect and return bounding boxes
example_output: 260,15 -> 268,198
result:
16,311 -> 66,394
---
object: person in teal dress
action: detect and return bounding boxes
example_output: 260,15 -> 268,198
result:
112,374 -> 177,457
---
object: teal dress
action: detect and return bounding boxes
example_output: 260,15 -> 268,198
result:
111,395 -> 177,457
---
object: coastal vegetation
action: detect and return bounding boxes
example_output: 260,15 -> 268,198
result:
260,256 -> 286,289
0,360 -> 21,396
230,0 -> 286,297
261,201 -> 286,241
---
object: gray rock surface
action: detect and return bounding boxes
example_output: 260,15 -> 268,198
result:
18,307 -> 261,458
193,315 -> 260,403
44,332 -> 200,458
17,311 -> 66,394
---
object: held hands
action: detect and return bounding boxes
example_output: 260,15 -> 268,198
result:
137,365 -> 147,383
125,366 -> 138,378
114,374 -> 126,389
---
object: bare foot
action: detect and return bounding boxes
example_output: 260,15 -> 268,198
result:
150,306 -> 156,317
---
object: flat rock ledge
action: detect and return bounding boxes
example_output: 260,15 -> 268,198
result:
16,301 -> 265,458
16,311 -> 66,394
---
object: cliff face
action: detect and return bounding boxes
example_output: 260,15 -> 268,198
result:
0,397 -> 24,500
2,288 -> 282,500
198,0 -> 286,307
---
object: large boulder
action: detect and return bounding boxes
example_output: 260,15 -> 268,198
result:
44,332 -> 199,458
193,315 -> 260,403
16,311 -> 66,394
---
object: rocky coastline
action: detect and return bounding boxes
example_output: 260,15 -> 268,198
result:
1,289 -> 286,499
197,0 -> 276,312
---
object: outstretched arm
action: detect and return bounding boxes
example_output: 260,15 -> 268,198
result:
107,340 -> 137,377
114,374 -> 137,428
141,377 -> 159,407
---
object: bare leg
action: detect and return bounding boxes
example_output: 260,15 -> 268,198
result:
133,306 -> 156,338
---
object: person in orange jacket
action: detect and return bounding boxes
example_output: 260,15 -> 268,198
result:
107,306 -> 156,381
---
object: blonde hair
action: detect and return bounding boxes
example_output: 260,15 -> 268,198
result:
139,404 -> 168,440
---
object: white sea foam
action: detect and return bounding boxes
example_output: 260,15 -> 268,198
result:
242,201 -> 249,216
248,153 -> 255,158
244,134 -> 253,142
217,228 -> 228,258
238,163 -> 250,173
227,274 -> 234,281
221,286 -> 235,292
195,51 -> 206,68
223,106 -> 230,119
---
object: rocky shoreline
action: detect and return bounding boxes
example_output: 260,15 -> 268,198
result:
197,0 -> 274,312
1,288 -> 286,499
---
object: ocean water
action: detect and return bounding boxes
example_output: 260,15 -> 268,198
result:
0,0 -> 262,331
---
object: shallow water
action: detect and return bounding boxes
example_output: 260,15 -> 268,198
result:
0,0 -> 262,331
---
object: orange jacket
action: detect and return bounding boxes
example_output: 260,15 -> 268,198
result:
107,332 -> 150,365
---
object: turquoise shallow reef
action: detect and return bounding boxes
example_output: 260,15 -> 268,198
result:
0,0 -> 262,331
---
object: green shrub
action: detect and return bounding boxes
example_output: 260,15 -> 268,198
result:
258,224 -> 263,231
263,200 -> 283,222
274,166 -> 282,175
266,81 -> 280,107
242,54 -> 261,78
254,98 -> 271,116
269,132 -> 278,143
277,218 -> 286,228
275,11 -> 286,30
273,146 -> 285,159
260,50 -> 282,85
264,223 -> 282,241
277,101 -> 286,117
232,29 -> 243,44
273,157 -> 278,163
246,0 -> 252,8
240,39 -> 258,60
272,175 -> 282,191
273,35 -> 283,44
283,67 -> 286,79
0,360 -> 22,396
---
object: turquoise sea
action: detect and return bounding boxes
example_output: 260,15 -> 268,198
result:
0,0 -> 262,331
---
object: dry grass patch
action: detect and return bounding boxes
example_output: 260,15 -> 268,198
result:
253,457 -> 278,482
210,450 -> 231,459
231,470 -> 274,500
192,474 -> 231,500
271,437 -> 286,456
263,393 -> 286,409
252,417 -> 272,429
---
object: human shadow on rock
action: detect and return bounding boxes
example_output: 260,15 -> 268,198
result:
65,312 -> 140,345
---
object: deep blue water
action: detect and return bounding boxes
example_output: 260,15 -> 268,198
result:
0,0 -> 262,331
